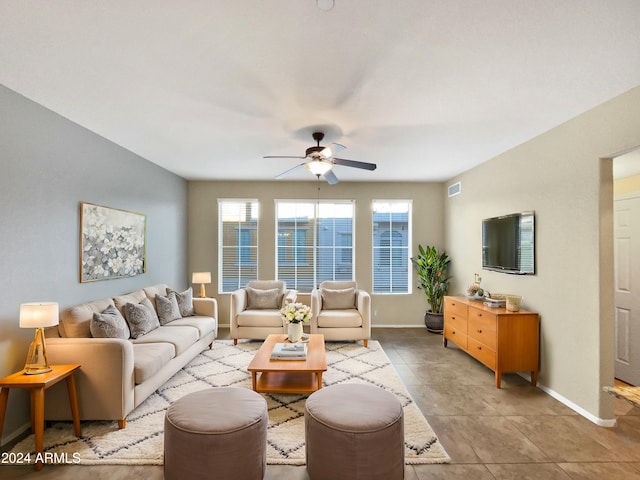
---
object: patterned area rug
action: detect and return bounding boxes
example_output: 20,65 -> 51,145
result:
9,340 -> 450,465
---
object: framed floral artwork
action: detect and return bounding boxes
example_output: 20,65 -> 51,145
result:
80,202 -> 146,282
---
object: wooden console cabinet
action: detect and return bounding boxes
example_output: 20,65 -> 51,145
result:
443,296 -> 539,388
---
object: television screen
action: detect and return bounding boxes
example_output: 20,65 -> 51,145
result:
482,212 -> 535,274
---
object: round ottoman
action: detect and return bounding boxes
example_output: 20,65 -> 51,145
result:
305,383 -> 404,480
164,387 -> 268,480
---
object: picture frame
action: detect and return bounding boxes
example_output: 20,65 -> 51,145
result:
80,202 -> 146,282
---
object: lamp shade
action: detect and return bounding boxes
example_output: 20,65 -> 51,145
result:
192,272 -> 212,284
19,302 -> 59,329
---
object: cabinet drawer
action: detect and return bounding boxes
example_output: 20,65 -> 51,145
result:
445,311 -> 467,334
468,308 -> 497,350
468,337 -> 496,370
444,323 -> 467,350
445,297 -> 467,318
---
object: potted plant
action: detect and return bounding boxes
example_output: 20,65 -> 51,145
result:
411,244 -> 451,333
280,302 -> 311,342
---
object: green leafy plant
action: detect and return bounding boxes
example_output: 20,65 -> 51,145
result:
411,244 -> 451,314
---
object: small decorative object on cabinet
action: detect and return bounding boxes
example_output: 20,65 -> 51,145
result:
411,244 -> 451,333
443,296 -> 539,388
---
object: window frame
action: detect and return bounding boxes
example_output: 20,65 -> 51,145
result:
275,199 -> 355,293
217,198 -> 259,293
371,199 -> 412,294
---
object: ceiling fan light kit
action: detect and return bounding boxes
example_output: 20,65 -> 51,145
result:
267,131 -> 376,184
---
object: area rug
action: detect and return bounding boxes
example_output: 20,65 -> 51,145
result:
9,340 -> 450,466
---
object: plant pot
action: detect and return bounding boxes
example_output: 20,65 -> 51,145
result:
424,311 -> 444,334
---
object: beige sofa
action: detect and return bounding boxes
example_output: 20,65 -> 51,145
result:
44,284 -> 217,428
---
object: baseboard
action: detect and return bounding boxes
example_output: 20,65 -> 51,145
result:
372,324 -> 425,328
518,373 -> 617,427
0,421 -> 31,448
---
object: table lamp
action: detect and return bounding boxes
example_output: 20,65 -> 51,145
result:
20,302 -> 59,375
192,272 -> 211,298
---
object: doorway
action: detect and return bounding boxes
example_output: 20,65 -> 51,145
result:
613,148 -> 640,385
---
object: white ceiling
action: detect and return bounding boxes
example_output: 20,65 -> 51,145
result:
1,1 -> 639,183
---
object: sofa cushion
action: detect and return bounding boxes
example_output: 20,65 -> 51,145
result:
143,284 -> 169,310
321,287 -> 356,310
246,287 -> 280,310
132,342 -> 175,384
156,292 -> 182,325
247,280 -> 286,306
164,316 -> 216,337
131,325 -> 199,356
317,310 -> 363,328
237,310 -> 284,328
90,304 -> 130,339
125,298 -> 160,339
114,289 -> 147,317
169,287 -> 195,317
61,298 -> 115,338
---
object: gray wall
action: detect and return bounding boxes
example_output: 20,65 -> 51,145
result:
0,85 -> 188,444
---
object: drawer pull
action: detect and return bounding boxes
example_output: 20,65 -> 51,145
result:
477,346 -> 482,350
452,330 -> 456,335
478,313 -> 483,317
477,329 -> 482,333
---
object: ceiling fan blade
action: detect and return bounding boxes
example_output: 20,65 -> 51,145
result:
324,169 -> 339,185
320,142 -> 346,158
264,155 -> 306,159
332,157 -> 377,171
275,163 -> 306,179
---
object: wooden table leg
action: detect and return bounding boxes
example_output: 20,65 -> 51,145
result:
251,372 -> 257,391
495,371 -> 502,389
316,372 -> 323,391
531,370 -> 538,387
32,387 -> 45,471
65,374 -> 82,437
0,388 -> 9,441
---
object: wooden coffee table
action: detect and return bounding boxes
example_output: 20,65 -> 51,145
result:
248,334 -> 327,394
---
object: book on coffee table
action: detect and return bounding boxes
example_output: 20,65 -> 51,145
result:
271,342 -> 307,360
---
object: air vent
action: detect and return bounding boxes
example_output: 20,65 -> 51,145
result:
448,181 -> 461,197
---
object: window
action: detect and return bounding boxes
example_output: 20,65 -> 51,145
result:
372,200 -> 411,293
276,200 -> 354,293
218,199 -> 258,293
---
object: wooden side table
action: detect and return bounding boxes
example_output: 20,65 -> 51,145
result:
0,364 -> 82,470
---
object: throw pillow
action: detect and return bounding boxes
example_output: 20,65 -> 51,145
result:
90,304 -> 130,339
246,287 -> 280,309
125,298 -> 160,338
156,292 -> 182,325
168,287 -> 195,317
321,287 -> 357,310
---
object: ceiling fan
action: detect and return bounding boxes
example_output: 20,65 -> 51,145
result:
266,132 -> 377,184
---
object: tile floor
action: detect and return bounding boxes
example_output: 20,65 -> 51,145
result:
3,327 -> 640,479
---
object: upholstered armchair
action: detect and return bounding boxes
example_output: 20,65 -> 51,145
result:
230,280 -> 296,344
310,281 -> 371,347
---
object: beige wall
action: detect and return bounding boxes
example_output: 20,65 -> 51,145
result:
188,181 -> 444,328
445,85 -> 640,423
615,174 -> 640,196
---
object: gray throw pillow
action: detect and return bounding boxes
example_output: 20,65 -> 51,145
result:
168,287 -> 195,317
321,287 -> 357,310
246,287 -> 280,309
156,292 -> 182,325
91,304 -> 130,339
125,298 -> 160,338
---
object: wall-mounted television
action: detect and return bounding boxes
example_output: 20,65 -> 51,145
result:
482,211 -> 535,275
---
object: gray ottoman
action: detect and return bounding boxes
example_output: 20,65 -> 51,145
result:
305,383 -> 404,480
164,387 -> 268,480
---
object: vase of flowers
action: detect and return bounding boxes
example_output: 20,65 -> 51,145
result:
280,302 -> 311,342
